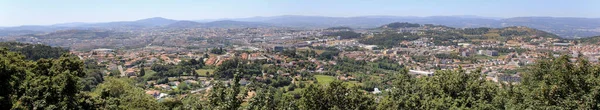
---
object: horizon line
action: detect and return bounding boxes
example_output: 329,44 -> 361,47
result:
2,15 -> 599,27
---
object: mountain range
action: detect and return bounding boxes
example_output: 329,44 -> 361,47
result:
1,15 -> 599,39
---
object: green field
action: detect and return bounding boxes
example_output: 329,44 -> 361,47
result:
344,81 -> 362,88
195,69 -> 215,76
314,75 -> 336,85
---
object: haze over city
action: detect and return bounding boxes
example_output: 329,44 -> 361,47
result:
1,0 -> 598,26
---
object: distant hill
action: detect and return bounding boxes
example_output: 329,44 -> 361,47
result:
133,17 -> 179,26
0,17 -> 179,36
26,29 -> 125,39
575,36 -> 600,44
201,20 -> 273,28
166,20 -> 203,28
325,26 -> 353,30
359,23 -> 560,48
166,20 -> 273,28
3,29 -> 146,51
379,22 -> 421,29
2,16 -> 600,38
79,17 -> 178,28
499,17 -> 600,38
230,15 -> 599,38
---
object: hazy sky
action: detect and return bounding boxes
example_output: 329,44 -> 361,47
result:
0,0 -> 598,26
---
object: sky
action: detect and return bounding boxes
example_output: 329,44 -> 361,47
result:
0,0 -> 598,26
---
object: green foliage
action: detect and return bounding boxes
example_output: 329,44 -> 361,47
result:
382,22 -> 420,28
317,50 -> 339,60
461,27 -> 490,35
150,58 -> 204,78
517,55 -> 600,109
181,94 -> 204,110
434,53 -> 476,63
205,74 -> 246,110
14,54 -> 86,109
500,30 -> 528,36
210,47 -> 226,54
359,32 -> 420,48
314,75 -> 335,85
576,35 -> 600,44
0,48 -> 28,109
378,68 -> 502,109
0,42 -> 69,60
363,24 -> 561,48
477,47 -> 528,54
326,31 -> 361,39
298,84 -> 327,110
247,87 -> 277,110
5,43 -> 600,109
91,77 -> 164,109
296,81 -> 375,110
81,59 -> 105,91
214,58 -> 261,79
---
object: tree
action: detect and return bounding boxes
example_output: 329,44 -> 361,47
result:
205,74 -> 246,110
139,65 -> 146,77
0,48 -> 28,109
298,84 -> 327,110
14,54 -> 86,109
182,94 -> 204,110
247,87 -> 276,110
377,67 -> 502,109
517,55 -> 600,109
210,47 -> 225,54
324,81 -> 349,109
91,78 -> 164,109
178,82 -> 189,91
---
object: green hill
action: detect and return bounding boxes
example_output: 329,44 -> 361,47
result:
360,23 -> 561,48
0,42 -> 68,60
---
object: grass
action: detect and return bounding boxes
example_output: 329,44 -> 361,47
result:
195,69 -> 215,76
473,55 -> 497,60
344,81 -> 362,88
142,69 -> 157,80
314,75 -> 336,85
314,49 -> 326,54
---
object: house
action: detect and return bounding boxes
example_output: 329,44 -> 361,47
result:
239,79 -> 250,86
168,81 -> 181,86
372,88 -> 382,94
184,80 -> 198,84
145,90 -> 161,98
155,84 -> 171,90
409,70 -> 434,76
478,50 -> 499,56
553,42 -> 571,46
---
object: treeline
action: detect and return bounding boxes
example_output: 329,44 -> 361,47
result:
461,27 -> 490,35
148,58 -> 205,83
478,47 -> 529,54
325,31 -> 361,39
362,23 -> 563,48
0,42 -> 69,60
359,31 -> 420,48
382,22 -> 420,28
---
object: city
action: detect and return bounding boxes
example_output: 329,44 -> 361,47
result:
1,0 -> 600,109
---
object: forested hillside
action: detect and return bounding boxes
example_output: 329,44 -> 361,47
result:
0,42 -> 68,60
360,23 -> 561,48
